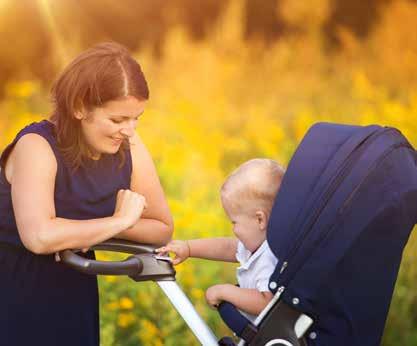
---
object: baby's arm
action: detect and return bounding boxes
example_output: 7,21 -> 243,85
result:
156,237 -> 238,264
205,284 -> 273,316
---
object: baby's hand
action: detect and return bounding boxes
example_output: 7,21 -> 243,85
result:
155,240 -> 190,265
205,284 -> 226,308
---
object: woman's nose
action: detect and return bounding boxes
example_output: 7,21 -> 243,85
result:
120,123 -> 135,137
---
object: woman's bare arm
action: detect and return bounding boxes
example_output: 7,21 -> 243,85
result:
114,132 -> 174,245
9,134 -> 138,254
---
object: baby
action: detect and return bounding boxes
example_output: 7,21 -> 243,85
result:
156,158 -> 285,321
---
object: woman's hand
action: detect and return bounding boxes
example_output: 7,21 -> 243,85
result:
155,240 -> 191,265
113,189 -> 147,229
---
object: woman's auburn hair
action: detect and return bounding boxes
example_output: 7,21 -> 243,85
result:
50,42 -> 149,170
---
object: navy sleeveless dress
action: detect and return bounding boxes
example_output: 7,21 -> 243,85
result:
0,120 -> 132,345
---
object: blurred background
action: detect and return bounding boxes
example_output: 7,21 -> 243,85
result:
1,0 -> 416,345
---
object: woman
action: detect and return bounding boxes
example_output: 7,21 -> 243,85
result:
0,42 -> 173,345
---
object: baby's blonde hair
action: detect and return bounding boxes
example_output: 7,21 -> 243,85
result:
221,158 -> 285,213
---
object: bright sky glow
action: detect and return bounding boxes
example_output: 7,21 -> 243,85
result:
37,0 -> 69,67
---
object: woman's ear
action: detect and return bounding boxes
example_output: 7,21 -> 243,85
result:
255,210 -> 268,231
74,109 -> 86,120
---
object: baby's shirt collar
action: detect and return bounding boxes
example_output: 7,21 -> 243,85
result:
236,240 -> 269,270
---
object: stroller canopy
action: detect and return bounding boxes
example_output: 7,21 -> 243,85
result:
266,123 -> 417,345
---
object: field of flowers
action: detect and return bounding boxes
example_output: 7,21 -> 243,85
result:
1,1 -> 416,345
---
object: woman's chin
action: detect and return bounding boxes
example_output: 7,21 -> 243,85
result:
107,144 -> 122,154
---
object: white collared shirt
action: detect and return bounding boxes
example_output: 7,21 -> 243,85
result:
235,240 -> 278,322
236,240 -> 278,292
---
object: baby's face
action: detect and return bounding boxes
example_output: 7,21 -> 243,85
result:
222,197 -> 267,253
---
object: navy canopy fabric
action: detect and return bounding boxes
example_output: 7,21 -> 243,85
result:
267,123 -> 417,345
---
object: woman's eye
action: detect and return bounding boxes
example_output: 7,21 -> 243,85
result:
111,119 -> 123,124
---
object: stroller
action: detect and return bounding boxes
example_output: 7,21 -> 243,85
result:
60,123 -> 417,346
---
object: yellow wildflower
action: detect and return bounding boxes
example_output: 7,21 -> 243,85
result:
119,297 -> 134,310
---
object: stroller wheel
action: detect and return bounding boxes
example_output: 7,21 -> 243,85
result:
264,340 -> 294,346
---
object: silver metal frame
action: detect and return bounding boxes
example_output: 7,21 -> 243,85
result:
157,281 -> 219,346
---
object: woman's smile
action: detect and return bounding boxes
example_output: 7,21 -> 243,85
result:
110,137 -> 124,145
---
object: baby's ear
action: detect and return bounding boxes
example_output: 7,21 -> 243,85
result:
255,210 -> 268,231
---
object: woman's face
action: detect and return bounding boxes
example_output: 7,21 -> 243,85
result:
77,95 -> 146,158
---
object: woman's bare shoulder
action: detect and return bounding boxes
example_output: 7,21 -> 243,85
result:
6,133 -> 57,184
129,132 -> 148,162
129,131 -> 142,147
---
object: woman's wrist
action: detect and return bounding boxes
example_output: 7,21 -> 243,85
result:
112,214 -> 131,231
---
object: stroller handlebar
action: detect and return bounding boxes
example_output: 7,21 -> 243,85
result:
58,239 -> 176,282
89,238 -> 158,254
59,249 -> 144,276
